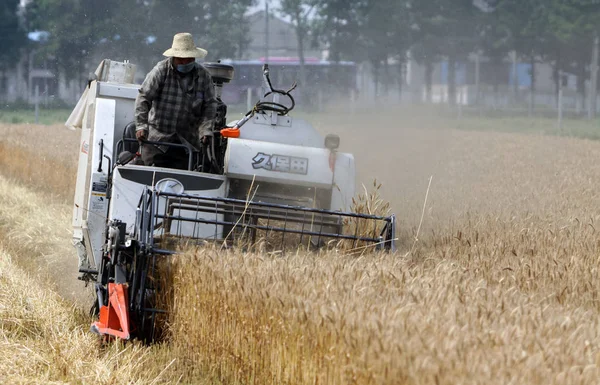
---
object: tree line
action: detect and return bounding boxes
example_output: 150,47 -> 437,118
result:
2,0 -> 600,110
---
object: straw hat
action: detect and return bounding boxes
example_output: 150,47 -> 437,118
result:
163,33 -> 207,58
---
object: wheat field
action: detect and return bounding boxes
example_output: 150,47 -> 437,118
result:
1,109 -> 600,384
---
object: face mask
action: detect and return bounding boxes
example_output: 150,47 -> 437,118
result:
176,61 -> 196,73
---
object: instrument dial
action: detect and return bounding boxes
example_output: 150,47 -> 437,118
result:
155,178 -> 184,195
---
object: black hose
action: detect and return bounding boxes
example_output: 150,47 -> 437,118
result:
258,81 -> 297,115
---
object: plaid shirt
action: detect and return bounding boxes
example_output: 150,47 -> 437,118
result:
135,58 -> 217,149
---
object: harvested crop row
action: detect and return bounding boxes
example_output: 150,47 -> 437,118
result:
0,250 -> 181,385
0,173 -> 85,304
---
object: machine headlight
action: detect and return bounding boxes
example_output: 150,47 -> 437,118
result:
155,178 -> 184,194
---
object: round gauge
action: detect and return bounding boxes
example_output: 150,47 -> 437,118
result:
155,178 -> 184,194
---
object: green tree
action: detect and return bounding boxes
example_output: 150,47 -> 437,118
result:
0,0 -> 26,71
484,0 -> 559,110
476,1 -> 512,104
484,0 -> 599,109
411,0 -> 481,104
358,0 -> 396,97
313,0 -> 364,63
189,0 -> 254,60
317,0 -> 411,98
26,0 -> 123,75
25,0 -> 254,79
387,1 -> 413,97
96,0 -> 254,69
279,0 -> 318,93
436,0 -> 480,105
544,0 -> 600,110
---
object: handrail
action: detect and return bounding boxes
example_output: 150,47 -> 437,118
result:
116,138 -> 195,170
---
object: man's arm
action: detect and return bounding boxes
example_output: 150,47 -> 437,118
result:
199,70 -> 217,139
135,64 -> 164,140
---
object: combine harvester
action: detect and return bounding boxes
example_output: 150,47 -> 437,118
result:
68,59 -> 396,341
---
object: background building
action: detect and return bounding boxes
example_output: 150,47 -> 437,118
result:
243,10 -> 323,61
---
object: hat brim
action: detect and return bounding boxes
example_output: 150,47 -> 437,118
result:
163,47 -> 207,59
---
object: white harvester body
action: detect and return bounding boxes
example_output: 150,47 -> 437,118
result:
70,60 -> 357,273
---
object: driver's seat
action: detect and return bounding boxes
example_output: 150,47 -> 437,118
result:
116,121 -> 143,166
122,121 -> 138,153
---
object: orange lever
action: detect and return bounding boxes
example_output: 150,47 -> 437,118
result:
220,127 -> 240,138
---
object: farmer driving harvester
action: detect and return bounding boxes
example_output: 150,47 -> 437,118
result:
134,32 -> 217,169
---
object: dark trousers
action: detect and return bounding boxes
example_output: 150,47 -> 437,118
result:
141,141 -> 190,170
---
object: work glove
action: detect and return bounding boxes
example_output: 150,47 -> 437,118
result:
199,120 -> 214,145
136,129 -> 148,141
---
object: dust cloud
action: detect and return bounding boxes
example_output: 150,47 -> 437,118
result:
312,105 -> 600,240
